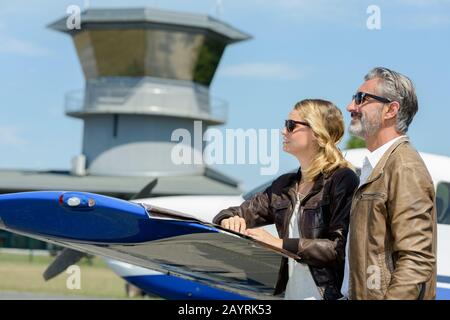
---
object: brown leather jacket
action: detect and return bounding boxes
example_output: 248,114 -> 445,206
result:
348,137 -> 437,300
213,167 -> 359,299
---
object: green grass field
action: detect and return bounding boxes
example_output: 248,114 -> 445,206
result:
0,252 -> 148,299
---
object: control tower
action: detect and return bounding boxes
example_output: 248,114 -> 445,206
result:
47,8 -> 251,177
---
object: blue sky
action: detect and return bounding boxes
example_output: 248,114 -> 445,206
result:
1,0 -> 449,191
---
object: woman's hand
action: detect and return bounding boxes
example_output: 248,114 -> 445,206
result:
220,216 -> 247,234
246,228 -> 283,249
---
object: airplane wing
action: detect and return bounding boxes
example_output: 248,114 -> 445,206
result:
0,191 -> 322,300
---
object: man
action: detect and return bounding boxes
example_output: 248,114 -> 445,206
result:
344,67 -> 436,299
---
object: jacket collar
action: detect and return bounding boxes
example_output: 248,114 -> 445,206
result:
362,136 -> 410,187
283,167 -> 326,202
281,167 -> 303,194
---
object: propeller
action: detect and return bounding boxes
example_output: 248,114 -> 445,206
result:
42,178 -> 158,281
43,248 -> 86,281
129,178 -> 158,200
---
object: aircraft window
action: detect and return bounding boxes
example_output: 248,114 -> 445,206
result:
437,182 -> 450,225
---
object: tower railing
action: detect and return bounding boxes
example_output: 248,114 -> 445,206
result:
65,88 -> 228,124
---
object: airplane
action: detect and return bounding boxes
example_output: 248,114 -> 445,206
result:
0,148 -> 449,300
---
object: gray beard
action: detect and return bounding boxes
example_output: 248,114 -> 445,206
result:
348,119 -> 365,139
349,110 -> 382,139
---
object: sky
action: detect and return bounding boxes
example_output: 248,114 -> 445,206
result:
0,0 -> 449,191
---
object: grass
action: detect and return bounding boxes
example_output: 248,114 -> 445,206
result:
0,252 -> 146,299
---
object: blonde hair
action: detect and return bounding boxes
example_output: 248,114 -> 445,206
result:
294,99 -> 353,181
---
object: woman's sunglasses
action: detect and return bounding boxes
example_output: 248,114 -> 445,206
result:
352,91 -> 391,105
285,119 -> 310,133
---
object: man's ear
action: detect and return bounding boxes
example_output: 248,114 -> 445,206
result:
384,101 -> 400,120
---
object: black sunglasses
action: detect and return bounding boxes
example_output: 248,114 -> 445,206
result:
285,119 -> 310,132
352,91 -> 391,105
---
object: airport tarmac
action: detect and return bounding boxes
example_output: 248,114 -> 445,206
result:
0,291 -> 122,300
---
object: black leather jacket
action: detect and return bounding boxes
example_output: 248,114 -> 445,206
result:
213,167 -> 359,300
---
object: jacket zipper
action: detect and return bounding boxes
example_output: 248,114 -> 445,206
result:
364,200 -> 371,298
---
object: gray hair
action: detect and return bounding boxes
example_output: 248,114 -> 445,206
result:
364,67 -> 418,133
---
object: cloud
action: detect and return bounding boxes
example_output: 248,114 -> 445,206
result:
0,22 -> 50,56
240,0 -> 361,24
219,63 -> 303,80
234,0 -> 450,27
0,32 -> 51,56
0,126 -> 27,148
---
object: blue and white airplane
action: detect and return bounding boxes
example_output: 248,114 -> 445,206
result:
0,149 -> 449,300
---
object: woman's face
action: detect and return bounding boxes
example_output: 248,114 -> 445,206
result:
282,110 -> 317,157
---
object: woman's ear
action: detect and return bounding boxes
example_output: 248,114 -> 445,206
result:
384,101 -> 400,120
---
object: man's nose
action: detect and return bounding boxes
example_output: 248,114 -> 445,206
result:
347,99 -> 357,113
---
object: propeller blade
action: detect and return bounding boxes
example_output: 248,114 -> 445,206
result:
129,178 -> 158,200
43,248 -> 86,281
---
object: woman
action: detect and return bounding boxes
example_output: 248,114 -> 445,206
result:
212,99 -> 359,300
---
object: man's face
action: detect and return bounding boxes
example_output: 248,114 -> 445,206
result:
347,78 -> 385,139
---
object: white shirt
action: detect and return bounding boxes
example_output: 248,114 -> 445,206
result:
363,135 -> 405,182
284,193 -> 322,300
341,136 -> 406,297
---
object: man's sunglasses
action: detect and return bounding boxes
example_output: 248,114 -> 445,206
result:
352,91 -> 391,105
285,119 -> 310,132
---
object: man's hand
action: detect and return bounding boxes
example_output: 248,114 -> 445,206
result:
246,228 -> 283,249
220,216 -> 247,234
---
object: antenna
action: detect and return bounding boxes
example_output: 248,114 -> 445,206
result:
215,0 -> 224,18
84,0 -> 90,9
